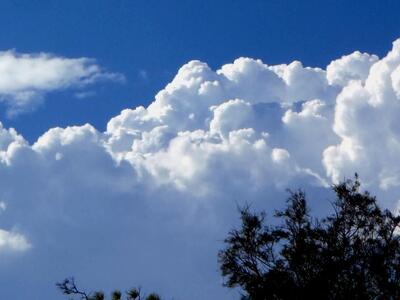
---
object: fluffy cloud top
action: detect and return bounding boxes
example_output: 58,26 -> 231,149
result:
2,40 -> 400,299
0,50 -> 123,115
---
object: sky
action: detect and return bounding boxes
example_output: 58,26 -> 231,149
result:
1,1 -> 400,299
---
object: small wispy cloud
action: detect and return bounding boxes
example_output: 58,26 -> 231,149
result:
138,69 -> 148,80
74,91 -> 96,99
0,50 -> 124,116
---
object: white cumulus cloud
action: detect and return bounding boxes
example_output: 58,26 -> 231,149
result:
2,40 -> 400,299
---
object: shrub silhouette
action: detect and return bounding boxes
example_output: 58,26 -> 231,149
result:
56,277 -> 161,300
219,175 -> 400,299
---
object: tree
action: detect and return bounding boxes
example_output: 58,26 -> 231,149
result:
218,175 -> 400,299
56,277 -> 161,300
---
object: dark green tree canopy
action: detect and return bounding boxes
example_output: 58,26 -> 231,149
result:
219,175 -> 400,300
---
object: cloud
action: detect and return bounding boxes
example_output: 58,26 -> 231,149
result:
323,40 -> 400,193
3,40 -> 400,298
0,201 -> 6,212
0,50 -> 123,115
0,229 -> 30,253
0,201 -> 29,253
74,91 -> 96,99
326,51 -> 379,86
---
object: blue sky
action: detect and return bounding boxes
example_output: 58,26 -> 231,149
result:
1,1 -> 400,300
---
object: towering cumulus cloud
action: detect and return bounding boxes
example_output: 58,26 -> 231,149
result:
2,40 -> 400,299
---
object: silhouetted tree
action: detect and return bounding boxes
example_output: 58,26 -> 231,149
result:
111,290 -> 122,300
219,175 -> 400,299
144,294 -> 160,300
57,277 -> 161,300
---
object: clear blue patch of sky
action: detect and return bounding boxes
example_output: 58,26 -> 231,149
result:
0,0 -> 399,142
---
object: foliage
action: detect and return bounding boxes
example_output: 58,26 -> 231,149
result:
218,175 -> 400,299
56,277 -> 161,300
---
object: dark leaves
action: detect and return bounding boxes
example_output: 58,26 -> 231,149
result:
219,175 -> 400,299
56,278 -> 161,300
